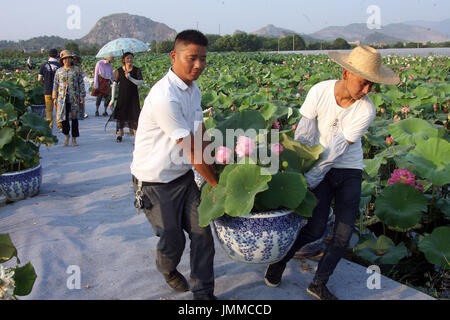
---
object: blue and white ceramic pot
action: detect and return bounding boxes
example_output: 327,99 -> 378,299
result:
0,164 -> 42,201
212,209 -> 303,265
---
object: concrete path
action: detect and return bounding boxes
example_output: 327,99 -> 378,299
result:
0,97 -> 434,300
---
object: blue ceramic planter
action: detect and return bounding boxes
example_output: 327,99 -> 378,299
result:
213,209 -> 304,265
0,164 -> 42,201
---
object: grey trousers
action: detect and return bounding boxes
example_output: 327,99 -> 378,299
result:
133,171 -> 215,295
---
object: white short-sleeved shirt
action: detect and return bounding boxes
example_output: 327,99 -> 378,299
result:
300,80 -> 376,170
130,68 -> 204,183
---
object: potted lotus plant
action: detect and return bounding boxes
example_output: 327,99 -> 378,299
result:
0,80 -> 57,202
197,109 -> 323,264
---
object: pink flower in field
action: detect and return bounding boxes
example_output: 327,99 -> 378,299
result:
272,121 -> 281,129
231,106 -> 235,111
292,124 -> 297,130
282,60 -> 286,64
386,136 -> 394,146
305,74 -> 310,79
409,75 -> 414,80
250,67 -> 254,71
401,105 -> 411,114
296,93 -> 301,98
265,88 -> 270,93
393,114 -> 401,122
215,146 -> 232,164
380,108 -> 386,114
271,143 -> 284,156
388,169 -> 416,187
209,109 -> 213,116
235,136 -> 256,158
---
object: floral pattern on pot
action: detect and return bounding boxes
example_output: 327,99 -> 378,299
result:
0,164 -> 42,201
212,209 -> 303,265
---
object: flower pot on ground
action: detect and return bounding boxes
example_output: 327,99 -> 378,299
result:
0,164 -> 42,201
0,80 -> 57,201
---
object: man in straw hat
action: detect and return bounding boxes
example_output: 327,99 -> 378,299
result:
264,46 -> 399,300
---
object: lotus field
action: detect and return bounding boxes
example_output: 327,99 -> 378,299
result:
1,52 -> 449,297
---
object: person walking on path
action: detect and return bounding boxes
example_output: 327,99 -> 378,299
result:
107,52 -> 143,142
73,55 -> 88,120
38,48 -> 61,129
130,30 -> 218,300
92,56 -> 113,117
52,50 -> 86,147
264,46 -> 400,300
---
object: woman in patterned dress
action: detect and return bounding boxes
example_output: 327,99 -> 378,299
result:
52,50 -> 86,147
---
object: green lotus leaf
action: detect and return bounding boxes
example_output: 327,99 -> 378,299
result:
260,103 -> 278,121
418,226 -> 450,270
279,133 -> 323,173
12,262 -> 37,296
388,118 -> 444,146
354,234 -> 408,265
0,234 -> 18,263
375,183 -> 427,229
20,112 -> 51,134
363,156 -> 387,178
404,137 -> 450,186
198,184 -> 227,227
294,189 -> 317,218
0,127 -> 14,149
257,171 -> 307,210
435,198 -> 450,219
224,164 -> 271,216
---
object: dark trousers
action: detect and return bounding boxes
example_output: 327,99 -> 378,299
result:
281,168 -> 362,284
61,102 -> 79,137
133,170 -> 215,295
96,95 -> 111,108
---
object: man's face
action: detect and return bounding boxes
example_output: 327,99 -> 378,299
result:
344,70 -> 374,100
170,42 -> 207,85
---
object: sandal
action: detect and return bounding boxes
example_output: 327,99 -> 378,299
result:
116,136 -> 122,143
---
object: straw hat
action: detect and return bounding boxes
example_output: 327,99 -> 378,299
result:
328,46 -> 399,85
59,50 -> 74,63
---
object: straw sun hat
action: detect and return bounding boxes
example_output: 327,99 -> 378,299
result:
328,46 -> 400,85
59,50 -> 74,63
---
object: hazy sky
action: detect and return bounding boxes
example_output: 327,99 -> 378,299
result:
1,0 -> 449,41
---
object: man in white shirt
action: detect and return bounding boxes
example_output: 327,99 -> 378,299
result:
264,46 -> 400,300
131,30 -> 218,300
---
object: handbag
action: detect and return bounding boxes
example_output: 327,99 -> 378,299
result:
91,74 -> 111,96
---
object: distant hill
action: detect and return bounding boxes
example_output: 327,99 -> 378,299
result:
80,13 -> 177,46
363,32 -> 404,45
0,36 -> 75,51
404,19 -> 450,37
310,22 -> 449,44
250,24 -> 321,43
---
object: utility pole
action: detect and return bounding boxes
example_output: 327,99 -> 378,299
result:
278,38 -> 280,52
293,34 -> 295,51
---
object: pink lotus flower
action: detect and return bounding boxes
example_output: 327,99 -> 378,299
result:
393,114 -> 401,122
209,109 -> 213,116
296,93 -> 301,98
265,88 -> 270,93
408,75 -> 414,80
271,143 -> 284,156
272,121 -> 281,130
386,136 -> 394,146
215,146 -> 232,164
231,106 -> 235,111
305,74 -> 310,79
250,67 -> 254,71
388,169 -> 416,187
380,108 -> 386,114
433,104 -> 438,112
292,124 -> 297,130
401,105 -> 411,114
235,136 -> 256,158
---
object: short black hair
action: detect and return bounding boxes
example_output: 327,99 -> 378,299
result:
174,30 -> 208,48
49,48 -> 58,58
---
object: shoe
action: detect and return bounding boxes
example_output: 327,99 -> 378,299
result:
95,111 -> 99,117
83,113 -> 88,119
264,261 -> 286,288
116,136 -> 122,143
163,270 -> 189,293
102,112 -> 108,117
306,282 -> 338,300
193,293 -> 217,300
